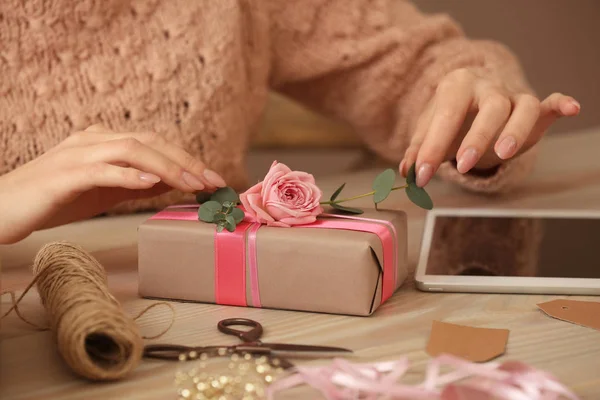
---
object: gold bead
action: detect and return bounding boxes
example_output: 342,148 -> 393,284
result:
218,348 -> 227,356
231,353 -> 240,362
271,359 -> 280,366
211,379 -> 220,388
245,383 -> 255,392
179,353 -> 188,362
180,389 -> 191,398
244,353 -> 252,361
189,351 -> 198,359
200,353 -> 209,361
265,375 -> 273,383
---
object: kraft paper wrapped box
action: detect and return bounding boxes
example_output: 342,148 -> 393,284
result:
137,206 -> 408,316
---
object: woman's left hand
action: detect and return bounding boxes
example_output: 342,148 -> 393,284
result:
399,67 -> 580,187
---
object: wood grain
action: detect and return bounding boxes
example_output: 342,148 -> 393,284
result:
2,128 -> 600,399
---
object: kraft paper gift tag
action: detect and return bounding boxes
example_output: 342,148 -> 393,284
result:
537,299 -> 600,331
426,321 -> 509,362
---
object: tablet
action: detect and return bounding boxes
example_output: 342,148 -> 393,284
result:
415,208 -> 600,295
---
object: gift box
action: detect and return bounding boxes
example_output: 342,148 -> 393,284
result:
137,206 -> 407,316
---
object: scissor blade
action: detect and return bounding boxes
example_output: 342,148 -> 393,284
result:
261,343 -> 352,354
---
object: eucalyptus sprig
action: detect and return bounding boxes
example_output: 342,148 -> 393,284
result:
197,187 -> 245,232
196,163 -> 433,231
319,163 -> 433,214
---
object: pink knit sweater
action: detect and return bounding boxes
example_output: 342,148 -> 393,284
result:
1,0 -> 536,212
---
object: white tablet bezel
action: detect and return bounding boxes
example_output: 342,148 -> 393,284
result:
415,208 -> 600,295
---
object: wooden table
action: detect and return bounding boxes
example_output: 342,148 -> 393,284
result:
2,128 -> 600,400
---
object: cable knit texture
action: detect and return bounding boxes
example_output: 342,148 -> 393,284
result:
1,0 -> 536,213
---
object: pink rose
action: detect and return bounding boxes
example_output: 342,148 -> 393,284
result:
240,161 -> 324,227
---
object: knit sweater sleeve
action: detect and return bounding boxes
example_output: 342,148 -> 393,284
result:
263,0 -> 537,193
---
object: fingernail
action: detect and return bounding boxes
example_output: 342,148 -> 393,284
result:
139,172 -> 161,183
203,169 -> 226,187
416,163 -> 433,187
399,159 -> 406,175
495,136 -> 517,160
570,100 -> 581,111
457,148 -> 479,173
182,171 -> 205,190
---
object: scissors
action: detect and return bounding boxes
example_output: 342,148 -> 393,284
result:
143,318 -> 352,369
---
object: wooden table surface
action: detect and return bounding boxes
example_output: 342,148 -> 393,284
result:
2,128 -> 600,400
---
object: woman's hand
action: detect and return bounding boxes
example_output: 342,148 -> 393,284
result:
399,68 -> 580,187
0,125 -> 226,244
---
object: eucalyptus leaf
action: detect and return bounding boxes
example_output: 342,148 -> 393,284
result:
198,201 -> 222,222
225,215 -> 236,232
332,202 -> 364,215
222,201 -> 235,209
406,163 -> 417,185
195,191 -> 212,204
213,213 -> 226,222
210,186 -> 239,205
216,224 -> 225,233
330,183 -> 346,202
405,184 -> 433,210
231,207 -> 245,224
372,168 -> 395,204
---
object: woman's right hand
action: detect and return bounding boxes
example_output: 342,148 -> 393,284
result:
0,125 -> 226,244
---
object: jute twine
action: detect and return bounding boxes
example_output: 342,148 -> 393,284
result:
1,241 -> 175,381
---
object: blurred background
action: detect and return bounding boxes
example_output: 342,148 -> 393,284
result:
252,0 -> 599,156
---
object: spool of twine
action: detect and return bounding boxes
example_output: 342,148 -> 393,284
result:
31,242 -> 144,381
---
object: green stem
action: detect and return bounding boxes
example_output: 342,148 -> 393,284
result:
320,185 -> 408,206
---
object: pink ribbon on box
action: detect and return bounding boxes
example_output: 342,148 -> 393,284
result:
149,207 -> 399,308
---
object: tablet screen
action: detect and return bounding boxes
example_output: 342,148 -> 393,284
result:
424,215 -> 600,278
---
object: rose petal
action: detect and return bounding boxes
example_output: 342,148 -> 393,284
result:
261,162 -> 292,200
265,202 -> 301,220
245,193 -> 274,224
262,172 -> 286,201
239,183 -> 263,220
267,220 -> 291,228
266,201 -> 310,218
284,170 -> 316,182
